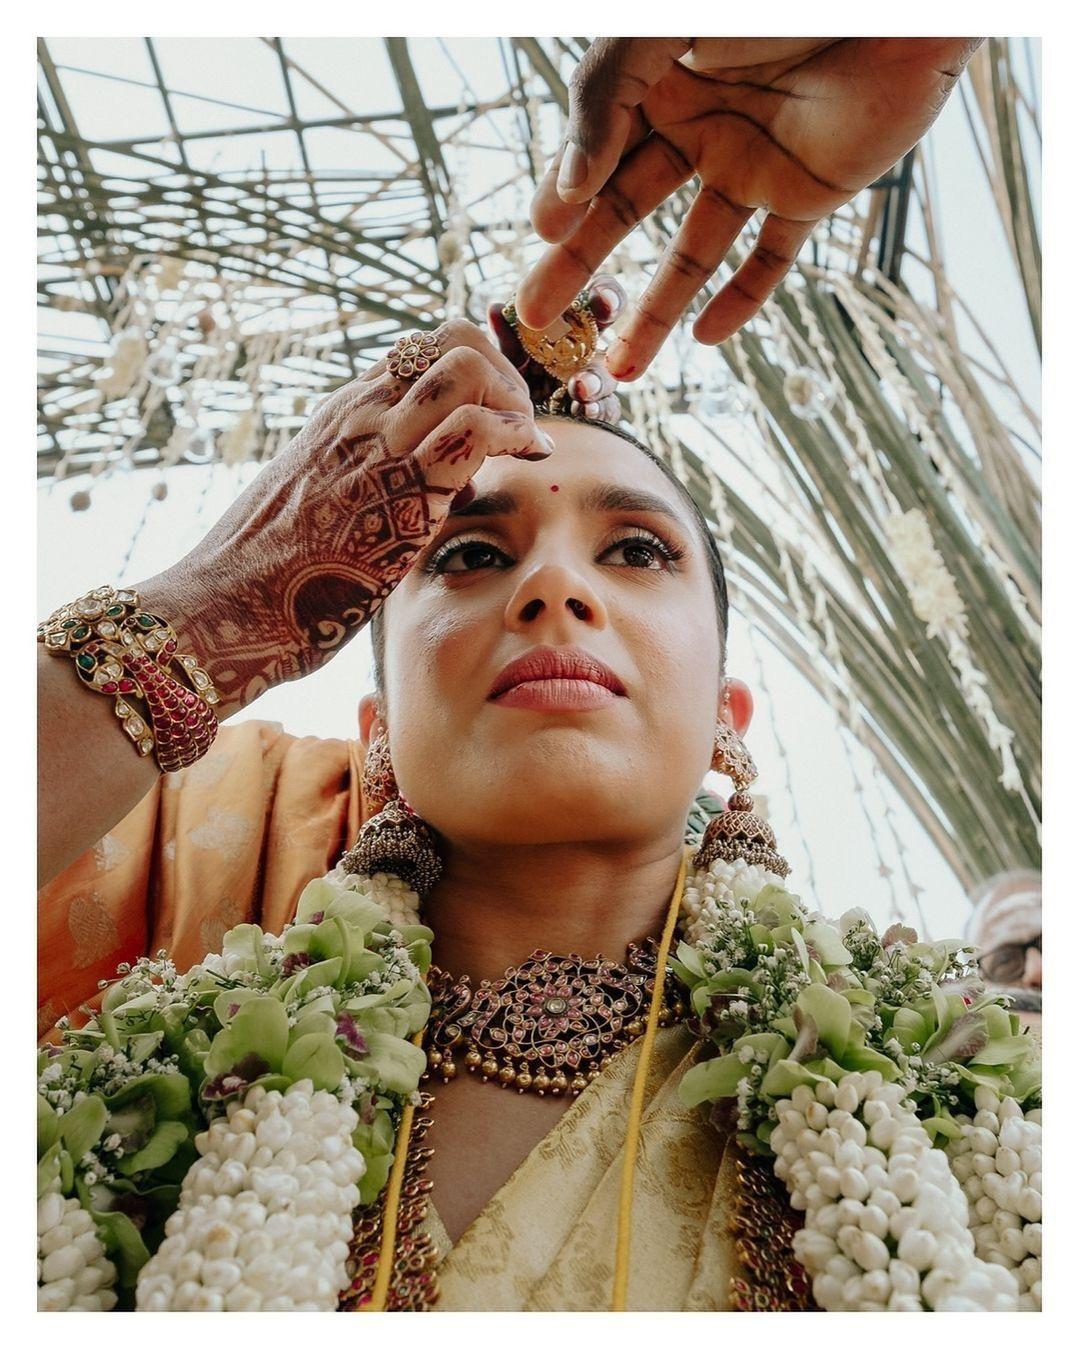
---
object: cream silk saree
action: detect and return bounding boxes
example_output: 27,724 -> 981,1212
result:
38,722 -> 806,1311
418,1022 -> 740,1310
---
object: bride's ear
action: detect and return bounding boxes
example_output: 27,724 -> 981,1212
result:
358,693 -> 386,752
720,677 -> 754,738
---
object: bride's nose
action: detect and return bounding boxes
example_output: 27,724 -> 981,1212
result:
503,561 -> 608,632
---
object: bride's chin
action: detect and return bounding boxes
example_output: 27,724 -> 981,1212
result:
424,780 -> 636,842
481,719 -> 632,757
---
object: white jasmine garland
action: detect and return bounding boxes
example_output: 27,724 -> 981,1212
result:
135,1080 -> 363,1311
38,865 -> 430,1311
37,845 -> 1041,1313
774,1073 -> 1017,1310
883,509 -> 968,640
945,1086 -> 1042,1308
675,854 -> 1042,1313
680,855 -> 778,948
38,1183 -> 118,1311
325,864 -> 422,930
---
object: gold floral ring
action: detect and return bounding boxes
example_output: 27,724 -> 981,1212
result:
387,330 -> 442,381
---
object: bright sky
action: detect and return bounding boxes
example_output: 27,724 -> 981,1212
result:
37,38 -> 1041,940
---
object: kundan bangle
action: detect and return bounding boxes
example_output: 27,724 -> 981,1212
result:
37,584 -> 220,773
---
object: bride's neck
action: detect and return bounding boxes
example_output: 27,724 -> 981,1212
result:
422,834 -> 688,985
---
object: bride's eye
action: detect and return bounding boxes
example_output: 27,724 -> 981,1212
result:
425,527 -> 686,575
603,531 -> 685,570
424,537 -> 511,574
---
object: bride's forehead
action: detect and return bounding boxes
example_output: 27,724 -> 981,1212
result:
473,424 -> 675,502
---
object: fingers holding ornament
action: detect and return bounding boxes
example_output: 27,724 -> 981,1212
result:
567,362 -> 620,424
583,273 -> 626,329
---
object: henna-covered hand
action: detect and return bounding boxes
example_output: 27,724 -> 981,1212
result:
134,319 -> 553,714
487,273 -> 627,423
516,37 -> 983,377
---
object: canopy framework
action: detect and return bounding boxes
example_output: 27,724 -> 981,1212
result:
37,37 -> 1042,909
38,36 -> 570,477
37,35 -> 918,480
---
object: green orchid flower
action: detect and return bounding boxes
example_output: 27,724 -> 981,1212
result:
748,885 -> 804,930
102,1071 -> 195,1177
353,1103 -> 397,1206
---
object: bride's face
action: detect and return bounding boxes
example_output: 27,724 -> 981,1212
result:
372,418 -> 725,847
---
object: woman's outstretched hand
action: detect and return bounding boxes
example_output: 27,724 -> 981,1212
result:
516,37 -> 983,379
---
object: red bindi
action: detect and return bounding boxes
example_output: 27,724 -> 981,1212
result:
550,484 -> 559,492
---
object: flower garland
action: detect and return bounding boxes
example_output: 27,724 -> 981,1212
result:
37,871 -> 431,1311
674,855 -> 1042,1311
136,1080 -> 364,1310
37,848 -> 1041,1312
37,1184 -> 118,1310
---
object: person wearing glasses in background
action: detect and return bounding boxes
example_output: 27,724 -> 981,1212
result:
967,871 -> 1042,1033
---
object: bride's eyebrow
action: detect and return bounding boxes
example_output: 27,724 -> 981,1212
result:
447,483 -> 685,526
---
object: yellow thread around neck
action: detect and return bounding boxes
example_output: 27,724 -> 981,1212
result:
610,843 -> 691,1311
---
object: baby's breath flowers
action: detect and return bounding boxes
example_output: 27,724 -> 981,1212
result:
673,855 -> 1042,1312
37,867 -> 431,1311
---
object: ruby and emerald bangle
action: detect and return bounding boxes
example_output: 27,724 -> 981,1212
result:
38,584 -> 220,773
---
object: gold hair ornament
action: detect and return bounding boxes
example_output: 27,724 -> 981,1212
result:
501,291 -> 600,394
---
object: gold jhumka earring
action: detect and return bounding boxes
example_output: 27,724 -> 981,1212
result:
694,719 -> 792,878
339,727 -> 444,901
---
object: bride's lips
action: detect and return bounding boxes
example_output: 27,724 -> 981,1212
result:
488,645 -> 627,711
492,679 -> 620,711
